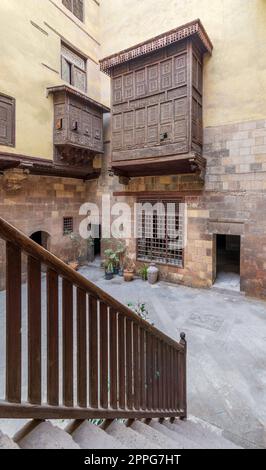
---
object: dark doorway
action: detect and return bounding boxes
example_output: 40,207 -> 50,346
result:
216,235 -> 240,274
30,231 -> 50,250
214,234 -> 241,291
93,224 -> 102,257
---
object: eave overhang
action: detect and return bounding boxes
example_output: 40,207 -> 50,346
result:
47,85 -> 110,113
99,19 -> 213,75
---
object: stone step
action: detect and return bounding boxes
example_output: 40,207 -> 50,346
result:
149,420 -> 202,449
69,421 -> 126,449
17,421 -> 80,449
105,421 -> 160,449
0,431 -> 19,449
129,420 -> 179,449
164,417 -> 241,449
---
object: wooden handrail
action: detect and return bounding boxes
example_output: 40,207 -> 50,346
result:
0,216 -> 187,420
0,217 -> 182,352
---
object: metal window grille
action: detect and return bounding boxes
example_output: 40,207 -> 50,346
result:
63,217 -> 74,235
137,200 -> 184,267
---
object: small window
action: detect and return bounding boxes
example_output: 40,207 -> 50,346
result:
61,43 -> 87,93
62,0 -> 84,22
63,217 -> 74,235
0,93 -> 15,147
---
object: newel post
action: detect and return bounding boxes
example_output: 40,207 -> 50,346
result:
179,332 -> 187,420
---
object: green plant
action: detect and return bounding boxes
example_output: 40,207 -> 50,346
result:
138,264 -> 148,281
69,232 -> 82,260
127,301 -> 149,321
104,248 -> 119,273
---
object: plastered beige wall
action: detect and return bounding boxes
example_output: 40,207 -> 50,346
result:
0,0 -> 101,160
100,0 -> 266,127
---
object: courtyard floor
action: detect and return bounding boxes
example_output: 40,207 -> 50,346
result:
0,264 -> 266,448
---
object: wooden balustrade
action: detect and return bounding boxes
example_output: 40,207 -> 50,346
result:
0,217 -> 187,420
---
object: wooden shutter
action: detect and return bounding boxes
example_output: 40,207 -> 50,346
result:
0,95 -> 15,147
62,0 -> 72,12
61,57 -> 71,84
73,0 -> 84,21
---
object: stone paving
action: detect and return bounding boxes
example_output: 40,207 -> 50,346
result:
0,265 -> 266,448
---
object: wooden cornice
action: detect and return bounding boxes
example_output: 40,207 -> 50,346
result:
0,152 -> 101,180
100,19 -> 213,75
47,85 -> 110,113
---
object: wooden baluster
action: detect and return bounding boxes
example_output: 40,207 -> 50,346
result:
28,256 -> 41,405
77,288 -> 87,407
62,278 -> 73,407
170,347 -> 174,410
180,333 -> 187,419
163,343 -> 166,411
152,336 -> 158,410
6,242 -> 22,403
118,314 -> 125,409
146,333 -> 152,410
133,323 -> 140,410
110,308 -> 118,409
158,340 -> 163,410
100,302 -> 108,409
89,295 -> 98,408
140,328 -> 145,410
47,269 -> 59,406
174,349 -> 178,412
167,345 -> 171,410
126,319 -> 133,409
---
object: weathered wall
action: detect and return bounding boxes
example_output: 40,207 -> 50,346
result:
100,0 -> 266,127
0,0 -> 101,159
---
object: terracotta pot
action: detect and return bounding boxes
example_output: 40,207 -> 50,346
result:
124,270 -> 134,282
68,261 -> 79,271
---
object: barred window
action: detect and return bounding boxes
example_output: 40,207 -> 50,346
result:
137,200 -> 184,267
61,43 -> 87,92
0,93 -> 15,147
62,0 -> 84,22
63,217 -> 74,235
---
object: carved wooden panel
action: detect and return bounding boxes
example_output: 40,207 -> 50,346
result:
0,94 -> 15,147
53,90 -> 104,159
110,39 -> 204,163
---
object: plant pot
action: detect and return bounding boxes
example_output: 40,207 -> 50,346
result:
124,270 -> 134,282
68,261 -> 79,271
118,268 -> 124,277
105,271 -> 113,280
147,263 -> 159,284
113,266 -> 119,275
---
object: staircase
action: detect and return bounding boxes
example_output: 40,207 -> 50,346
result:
0,217 -> 241,449
0,417 -> 240,449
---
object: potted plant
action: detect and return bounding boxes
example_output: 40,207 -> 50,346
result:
123,257 -> 135,282
68,232 -> 82,270
138,264 -> 148,281
104,248 -> 119,280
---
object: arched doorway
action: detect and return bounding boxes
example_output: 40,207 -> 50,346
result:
30,231 -> 50,250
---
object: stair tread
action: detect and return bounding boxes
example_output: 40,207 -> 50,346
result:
106,421 -> 160,449
0,431 -> 20,449
163,418 -> 241,449
72,421 -> 127,449
18,421 -> 80,449
150,421 -> 202,449
130,420 -> 180,449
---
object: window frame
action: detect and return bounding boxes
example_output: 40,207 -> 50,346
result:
61,42 -> 87,93
0,93 -> 16,148
63,216 -> 74,236
136,198 -> 184,268
62,0 -> 85,23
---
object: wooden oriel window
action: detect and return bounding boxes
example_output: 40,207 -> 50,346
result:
63,217 -> 74,235
137,200 -> 184,267
61,43 -> 87,93
0,93 -> 15,147
62,0 -> 84,22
